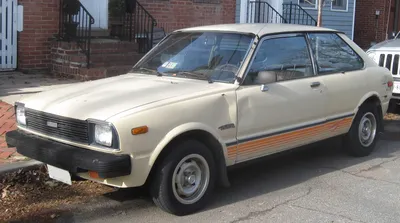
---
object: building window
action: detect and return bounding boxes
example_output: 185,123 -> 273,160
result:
331,0 -> 348,11
298,0 -> 317,9
193,0 -> 220,3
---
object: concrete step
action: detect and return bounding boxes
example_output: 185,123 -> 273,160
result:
77,28 -> 110,38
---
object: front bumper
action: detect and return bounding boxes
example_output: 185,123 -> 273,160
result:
5,130 -> 131,178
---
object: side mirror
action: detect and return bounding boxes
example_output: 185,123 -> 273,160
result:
255,71 -> 277,92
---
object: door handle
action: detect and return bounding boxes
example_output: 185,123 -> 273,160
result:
310,82 -> 321,88
260,84 -> 269,92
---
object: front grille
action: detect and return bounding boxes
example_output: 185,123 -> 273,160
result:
25,109 -> 89,144
378,53 -> 400,75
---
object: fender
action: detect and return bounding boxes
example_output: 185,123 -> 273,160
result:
149,122 -> 229,166
149,122 -> 231,188
354,91 -> 384,132
355,91 -> 381,113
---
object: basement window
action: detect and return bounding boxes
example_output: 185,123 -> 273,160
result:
193,0 -> 220,4
298,0 -> 317,9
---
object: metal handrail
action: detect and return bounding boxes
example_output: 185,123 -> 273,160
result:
117,0 -> 157,53
248,0 -> 287,23
59,0 -> 95,68
282,2 -> 317,26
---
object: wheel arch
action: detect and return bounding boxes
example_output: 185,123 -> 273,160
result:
146,123 -> 231,188
356,92 -> 384,132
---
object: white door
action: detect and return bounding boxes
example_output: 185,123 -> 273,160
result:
79,0 -> 108,29
235,33 -> 327,162
0,0 -> 17,70
240,0 -> 284,23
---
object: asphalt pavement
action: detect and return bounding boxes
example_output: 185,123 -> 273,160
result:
53,137 -> 400,223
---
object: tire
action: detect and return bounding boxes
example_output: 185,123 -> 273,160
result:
150,140 -> 216,216
344,103 -> 380,157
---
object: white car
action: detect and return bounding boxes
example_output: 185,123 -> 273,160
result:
366,36 -> 400,104
6,24 -> 394,215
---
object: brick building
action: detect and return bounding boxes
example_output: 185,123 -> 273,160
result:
1,0 -> 235,79
354,0 -> 400,49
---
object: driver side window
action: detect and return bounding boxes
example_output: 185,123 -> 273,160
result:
244,35 -> 314,85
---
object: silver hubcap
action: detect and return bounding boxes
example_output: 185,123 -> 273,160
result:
358,112 -> 377,147
172,154 -> 210,205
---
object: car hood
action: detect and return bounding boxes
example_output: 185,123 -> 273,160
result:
368,39 -> 400,51
21,73 -> 235,121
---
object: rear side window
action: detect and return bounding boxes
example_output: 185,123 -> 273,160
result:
308,33 -> 364,74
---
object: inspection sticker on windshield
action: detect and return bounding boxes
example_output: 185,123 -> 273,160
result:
161,61 -> 169,68
162,62 -> 177,69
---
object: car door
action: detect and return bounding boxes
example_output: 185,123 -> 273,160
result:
307,32 -> 366,136
234,33 -> 328,163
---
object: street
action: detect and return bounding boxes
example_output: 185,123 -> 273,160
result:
54,138 -> 400,223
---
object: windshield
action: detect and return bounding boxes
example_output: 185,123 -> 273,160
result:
132,32 -> 254,83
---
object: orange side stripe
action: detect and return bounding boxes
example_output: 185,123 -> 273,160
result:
238,122 -> 331,150
226,117 -> 353,158
237,131 -> 336,156
237,127 -> 331,154
237,120 -> 352,154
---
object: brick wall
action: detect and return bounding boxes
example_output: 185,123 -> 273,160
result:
354,0 -> 391,49
18,0 -> 60,72
17,0 -> 236,73
140,0 -> 236,33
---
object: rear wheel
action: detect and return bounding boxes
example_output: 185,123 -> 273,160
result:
150,140 -> 216,216
344,103 -> 380,157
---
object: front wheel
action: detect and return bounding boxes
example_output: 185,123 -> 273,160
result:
150,140 -> 216,216
343,103 -> 380,157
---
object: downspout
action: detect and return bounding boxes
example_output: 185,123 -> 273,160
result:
386,0 -> 392,39
394,0 -> 400,36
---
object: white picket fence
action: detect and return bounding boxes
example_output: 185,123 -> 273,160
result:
0,0 -> 17,71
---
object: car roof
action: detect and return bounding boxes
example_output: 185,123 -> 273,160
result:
175,23 -> 339,36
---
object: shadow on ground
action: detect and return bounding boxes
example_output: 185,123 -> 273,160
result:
44,137 -> 400,223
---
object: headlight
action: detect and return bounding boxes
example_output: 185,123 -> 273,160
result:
94,124 -> 113,147
88,120 -> 119,149
15,103 -> 26,125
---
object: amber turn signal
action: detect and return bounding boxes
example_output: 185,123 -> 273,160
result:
89,171 -> 100,179
131,126 -> 149,135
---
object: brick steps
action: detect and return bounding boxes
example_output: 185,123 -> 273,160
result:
90,52 -> 143,67
51,39 -> 144,80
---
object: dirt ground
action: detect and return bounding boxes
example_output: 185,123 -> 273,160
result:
0,166 -> 113,222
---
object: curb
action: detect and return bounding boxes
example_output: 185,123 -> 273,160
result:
0,160 -> 43,175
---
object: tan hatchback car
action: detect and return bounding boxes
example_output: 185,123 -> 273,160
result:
6,24 -> 394,215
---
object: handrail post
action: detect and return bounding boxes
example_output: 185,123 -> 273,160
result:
289,2 -> 292,24
87,18 -> 91,68
150,21 -> 154,49
59,0 -> 63,38
129,12 -> 133,42
257,0 -> 261,23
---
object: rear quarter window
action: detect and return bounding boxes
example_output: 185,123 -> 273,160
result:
308,33 -> 364,74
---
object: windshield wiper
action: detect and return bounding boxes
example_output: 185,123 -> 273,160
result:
175,71 -> 213,83
132,67 -> 164,77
